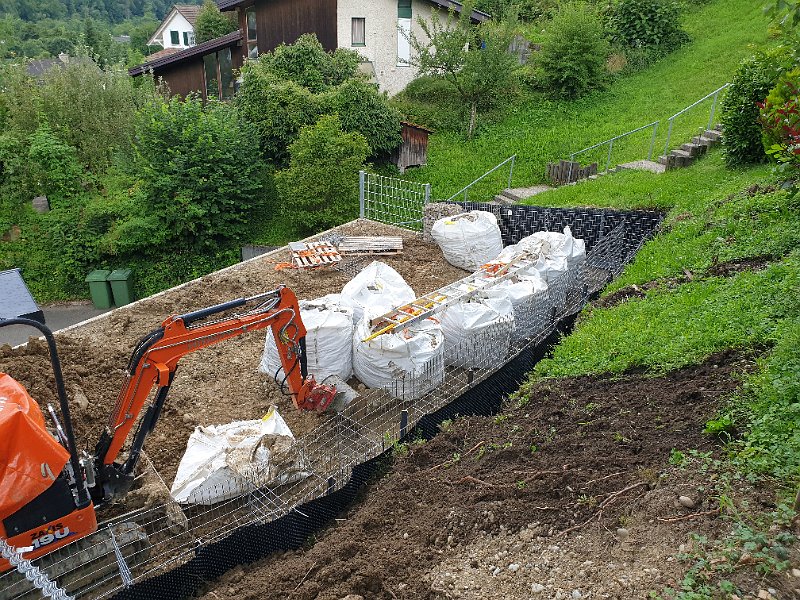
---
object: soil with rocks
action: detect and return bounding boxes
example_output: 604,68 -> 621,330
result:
199,349 -> 798,600
0,221 -> 469,491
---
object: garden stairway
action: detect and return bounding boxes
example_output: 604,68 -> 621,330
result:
657,126 -> 723,170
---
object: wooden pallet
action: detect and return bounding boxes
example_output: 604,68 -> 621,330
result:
336,236 -> 403,256
289,241 -> 342,269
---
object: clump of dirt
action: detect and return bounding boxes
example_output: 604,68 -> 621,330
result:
707,255 -> 773,277
196,350 -> 791,600
0,221 -> 469,488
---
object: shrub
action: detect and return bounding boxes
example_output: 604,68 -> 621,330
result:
257,34 -> 361,93
721,48 -> 790,167
275,114 -> 369,233
605,0 -> 688,51
194,0 -> 238,44
27,123 -> 85,208
131,96 -> 268,251
537,2 -> 610,99
759,67 -> 800,174
323,79 -> 401,157
235,62 -> 322,165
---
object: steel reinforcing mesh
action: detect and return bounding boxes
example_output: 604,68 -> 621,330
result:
0,205 -> 662,600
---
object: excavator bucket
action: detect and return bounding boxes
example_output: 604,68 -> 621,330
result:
0,374 -> 70,523
325,375 -> 360,413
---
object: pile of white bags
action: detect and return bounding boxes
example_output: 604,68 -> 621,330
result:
170,408 -> 305,505
431,210 -> 503,272
340,261 -> 415,323
440,290 -> 514,369
259,294 -> 354,382
353,314 -> 444,400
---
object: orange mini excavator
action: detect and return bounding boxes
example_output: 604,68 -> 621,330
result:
0,286 -> 337,572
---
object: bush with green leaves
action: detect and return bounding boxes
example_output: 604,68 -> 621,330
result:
323,79 -> 401,157
27,123 -> 85,208
721,47 -> 791,167
605,0 -> 688,50
276,114 -> 368,233
1,58 -> 160,173
131,96 -> 268,251
194,0 -> 238,44
537,2 -> 610,99
235,63 -> 321,164
257,34 -> 362,93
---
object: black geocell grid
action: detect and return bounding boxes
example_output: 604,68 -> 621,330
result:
0,206 -> 662,600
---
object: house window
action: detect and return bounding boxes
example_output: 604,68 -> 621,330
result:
170,30 -> 180,45
397,0 -> 412,65
183,31 -> 190,46
398,0 -> 412,18
351,18 -> 365,46
246,8 -> 258,58
203,48 -> 235,101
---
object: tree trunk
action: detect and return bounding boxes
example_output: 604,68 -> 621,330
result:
467,102 -> 477,139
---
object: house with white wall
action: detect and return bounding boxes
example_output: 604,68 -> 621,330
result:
131,0 -> 488,99
336,0 -> 487,95
147,5 -> 202,50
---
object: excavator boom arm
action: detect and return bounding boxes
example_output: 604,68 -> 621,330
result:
93,287 -> 334,502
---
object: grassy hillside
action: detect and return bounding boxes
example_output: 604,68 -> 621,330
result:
405,0 -> 773,201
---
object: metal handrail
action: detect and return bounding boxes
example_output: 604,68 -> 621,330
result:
445,155 -> 516,203
570,120 -> 660,176
663,83 -> 729,155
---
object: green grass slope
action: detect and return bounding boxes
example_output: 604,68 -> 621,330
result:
405,0 -> 772,201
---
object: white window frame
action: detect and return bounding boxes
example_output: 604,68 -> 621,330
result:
397,18 -> 411,66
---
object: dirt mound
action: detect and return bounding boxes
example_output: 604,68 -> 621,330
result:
199,351 -> 767,600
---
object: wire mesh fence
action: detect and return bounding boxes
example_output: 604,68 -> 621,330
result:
359,171 -> 431,230
0,204 -> 661,600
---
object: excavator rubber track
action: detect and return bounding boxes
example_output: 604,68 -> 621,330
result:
0,522 -> 150,600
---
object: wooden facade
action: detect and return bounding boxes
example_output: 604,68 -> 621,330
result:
129,31 -> 243,101
235,0 -> 338,54
392,122 -> 432,173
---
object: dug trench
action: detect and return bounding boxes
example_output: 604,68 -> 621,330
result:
197,349 -> 776,600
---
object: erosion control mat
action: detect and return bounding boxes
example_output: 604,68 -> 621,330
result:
197,351 -> 757,600
0,207 -> 663,599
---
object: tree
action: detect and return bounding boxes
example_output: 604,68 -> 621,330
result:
194,0 -> 237,44
407,2 -> 518,138
275,114 -> 368,233
131,96 -> 268,250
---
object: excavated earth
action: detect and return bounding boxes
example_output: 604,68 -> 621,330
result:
198,350 -> 800,600
0,221 -> 468,491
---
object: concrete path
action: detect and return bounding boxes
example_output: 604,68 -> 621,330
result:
0,302 -> 111,347
617,160 -> 667,174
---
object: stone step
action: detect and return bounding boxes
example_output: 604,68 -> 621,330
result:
680,142 -> 707,157
669,149 -> 695,167
703,129 -> 723,142
692,135 -> 719,147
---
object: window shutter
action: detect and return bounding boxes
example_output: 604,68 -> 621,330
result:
398,0 -> 412,19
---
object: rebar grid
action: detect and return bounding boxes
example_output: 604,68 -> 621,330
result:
360,171 -> 430,230
2,210 -> 652,600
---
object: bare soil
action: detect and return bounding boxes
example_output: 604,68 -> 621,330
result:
197,350 -> 799,600
0,221 -> 469,488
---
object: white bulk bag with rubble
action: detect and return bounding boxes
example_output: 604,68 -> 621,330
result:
518,227 -> 587,270
493,272 -> 549,341
440,290 -> 514,369
259,294 -> 353,381
340,261 -> 415,324
431,210 -> 503,271
171,407 -> 307,506
353,313 -> 444,400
